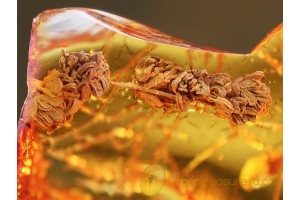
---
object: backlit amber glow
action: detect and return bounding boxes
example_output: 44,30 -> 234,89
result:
18,8 -> 282,200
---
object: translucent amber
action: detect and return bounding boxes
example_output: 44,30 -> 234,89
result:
18,8 -> 282,200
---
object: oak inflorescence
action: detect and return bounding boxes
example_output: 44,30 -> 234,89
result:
24,51 -> 272,132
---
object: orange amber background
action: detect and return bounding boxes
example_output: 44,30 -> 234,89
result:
18,8 -> 282,200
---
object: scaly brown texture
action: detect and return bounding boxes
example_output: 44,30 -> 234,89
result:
23,51 -> 110,132
132,55 -> 272,125
23,52 -> 271,131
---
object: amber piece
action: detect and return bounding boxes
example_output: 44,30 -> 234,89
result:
18,8 -> 282,200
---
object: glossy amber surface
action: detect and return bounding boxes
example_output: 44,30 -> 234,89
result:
18,8 -> 282,200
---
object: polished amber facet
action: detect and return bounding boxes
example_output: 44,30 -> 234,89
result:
18,8 -> 282,200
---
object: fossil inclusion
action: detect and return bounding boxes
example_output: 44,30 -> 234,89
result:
18,8 -> 282,200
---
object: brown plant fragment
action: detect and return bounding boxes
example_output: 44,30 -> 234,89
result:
59,50 -> 110,99
80,84 -> 92,101
132,55 -> 272,126
24,50 -> 111,133
227,71 -> 272,125
24,70 -> 67,132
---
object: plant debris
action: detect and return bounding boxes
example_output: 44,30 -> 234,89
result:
131,55 -> 272,125
23,50 -> 110,132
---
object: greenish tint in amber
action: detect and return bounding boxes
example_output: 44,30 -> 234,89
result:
18,8 -> 282,200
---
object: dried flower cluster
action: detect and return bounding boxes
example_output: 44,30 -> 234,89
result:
59,50 -> 110,100
23,51 -> 110,132
23,51 -> 271,131
133,56 -> 272,125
